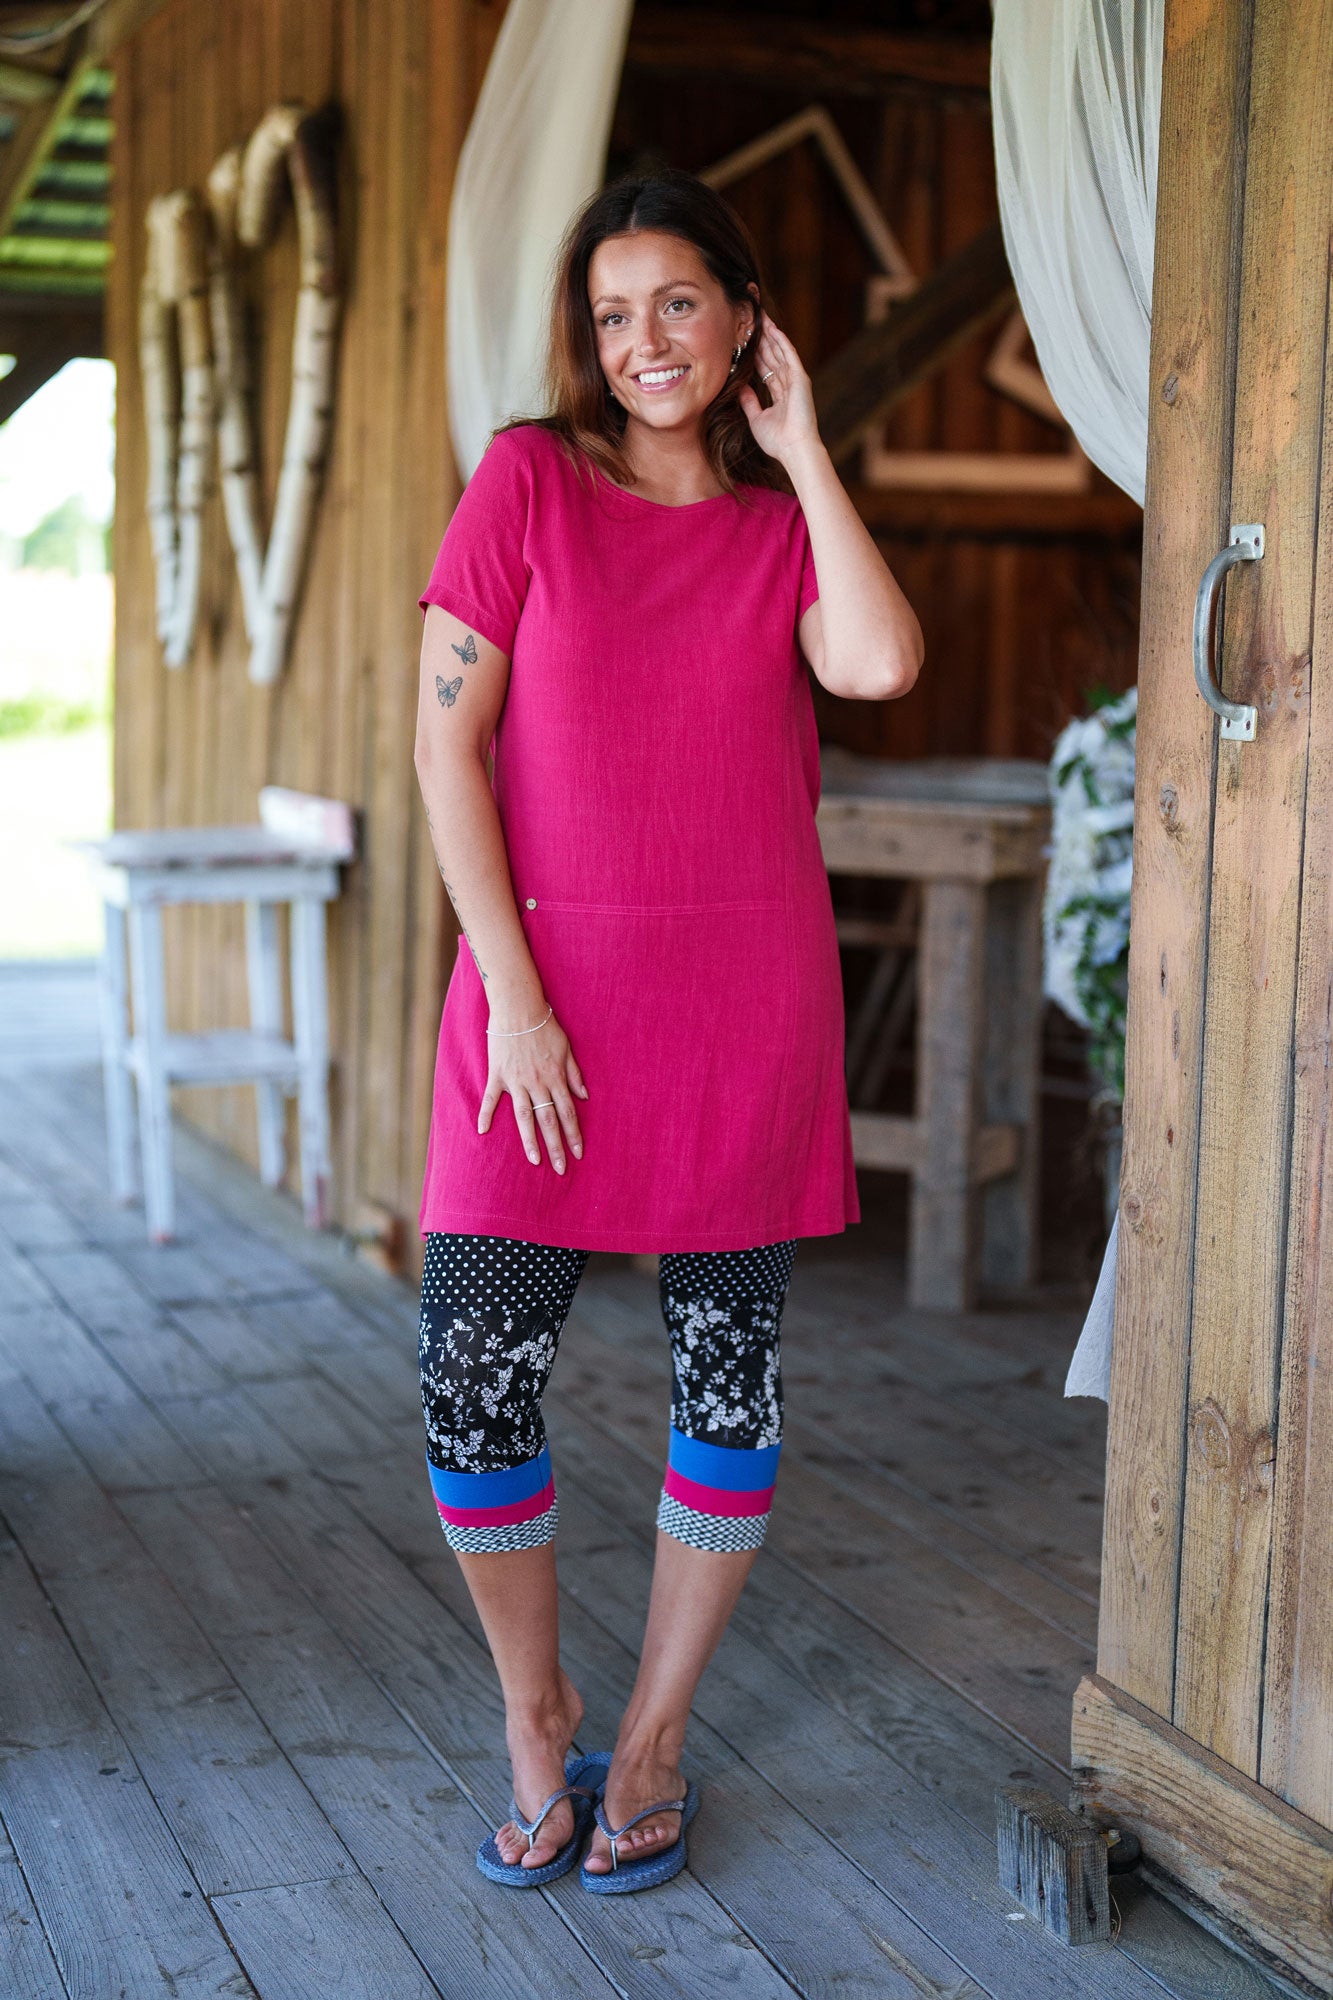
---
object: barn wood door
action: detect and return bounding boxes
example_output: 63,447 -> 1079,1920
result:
1068,0 -> 1333,1987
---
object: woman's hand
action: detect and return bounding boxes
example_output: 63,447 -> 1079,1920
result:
737,311 -> 821,467
477,1008 -> 588,1173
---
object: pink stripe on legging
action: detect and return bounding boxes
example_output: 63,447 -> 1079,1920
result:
663,1466 -> 773,1518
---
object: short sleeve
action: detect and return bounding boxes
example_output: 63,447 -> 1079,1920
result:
795,508 -> 819,621
417,426 -> 534,656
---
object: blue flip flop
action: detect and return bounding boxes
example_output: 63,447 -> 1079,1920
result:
475,1749 -> 608,1887
579,1778 -> 701,1893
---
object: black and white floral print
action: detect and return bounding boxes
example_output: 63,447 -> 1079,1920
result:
417,1233 -> 588,1474
418,1232 -> 798,1475
660,1241 -> 795,1451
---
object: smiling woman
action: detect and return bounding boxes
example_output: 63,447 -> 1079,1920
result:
410,163 -> 922,1897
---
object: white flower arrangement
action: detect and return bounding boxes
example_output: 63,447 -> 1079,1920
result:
1043,686 -> 1137,1102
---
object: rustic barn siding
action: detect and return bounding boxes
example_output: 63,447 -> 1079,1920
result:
108,0 -> 1139,1270
109,0 -> 492,1261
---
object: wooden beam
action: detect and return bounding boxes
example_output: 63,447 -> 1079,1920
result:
0,36 -> 93,242
0,233 -> 109,266
625,9 -> 991,94
844,481 -> 1142,541
0,264 -> 103,294
811,222 -> 1015,462
0,327 -> 85,421
1072,1674 -> 1333,1993
0,298 -> 102,350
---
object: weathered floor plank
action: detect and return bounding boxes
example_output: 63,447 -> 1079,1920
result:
0,1049 -> 1291,2000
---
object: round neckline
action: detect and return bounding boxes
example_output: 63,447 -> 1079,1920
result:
593,463 -> 740,512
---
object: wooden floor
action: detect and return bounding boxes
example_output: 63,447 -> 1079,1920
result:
0,973 -> 1288,1998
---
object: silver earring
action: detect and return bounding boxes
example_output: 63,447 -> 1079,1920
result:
729,339 -> 744,376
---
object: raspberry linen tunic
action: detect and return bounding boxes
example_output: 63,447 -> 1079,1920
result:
416,420 -> 860,1253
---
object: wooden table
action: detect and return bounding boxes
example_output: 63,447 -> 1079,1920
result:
80,791 -> 353,1244
816,746 -> 1051,1311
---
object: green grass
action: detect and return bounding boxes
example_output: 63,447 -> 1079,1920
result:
0,691 -> 107,737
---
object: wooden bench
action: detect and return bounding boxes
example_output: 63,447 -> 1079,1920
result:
816,746 -> 1051,1311
80,788 -> 355,1244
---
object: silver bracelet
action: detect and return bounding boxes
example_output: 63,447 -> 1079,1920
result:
485,1003 -> 552,1038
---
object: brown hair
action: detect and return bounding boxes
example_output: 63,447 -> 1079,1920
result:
492,166 -> 790,507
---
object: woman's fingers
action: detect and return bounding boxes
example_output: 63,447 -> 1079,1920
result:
565,1049 -> 589,1100
552,1080 -> 583,1160
512,1090 -> 542,1166
531,1099 -> 565,1174
477,1074 -> 502,1134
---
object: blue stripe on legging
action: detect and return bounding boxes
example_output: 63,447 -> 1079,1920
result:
667,1427 -> 781,1491
427,1446 -> 552,1507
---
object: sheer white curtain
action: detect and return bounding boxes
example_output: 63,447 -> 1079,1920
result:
446,0 -> 635,482
991,0 -> 1164,1396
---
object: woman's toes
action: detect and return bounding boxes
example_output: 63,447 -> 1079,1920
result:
493,1803 -> 572,1869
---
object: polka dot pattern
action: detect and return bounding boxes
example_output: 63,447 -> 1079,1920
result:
417,1230 -> 798,1554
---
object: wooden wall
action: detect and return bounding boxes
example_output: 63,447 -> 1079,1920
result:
109,0 -> 495,1265
108,0 -> 1139,1269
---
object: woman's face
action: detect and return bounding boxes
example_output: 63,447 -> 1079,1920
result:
588,229 -> 754,435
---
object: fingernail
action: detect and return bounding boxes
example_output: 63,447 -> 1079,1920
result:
555,1160 -> 565,1175
528,1149 -> 538,1163
573,1144 -> 582,1157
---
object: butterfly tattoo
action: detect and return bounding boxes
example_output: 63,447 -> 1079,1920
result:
451,631 -> 478,664
436,674 -> 462,707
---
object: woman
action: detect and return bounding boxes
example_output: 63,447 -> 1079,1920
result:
413,166 -> 921,1893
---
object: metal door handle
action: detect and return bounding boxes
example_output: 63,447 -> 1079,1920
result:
1193,523 -> 1264,741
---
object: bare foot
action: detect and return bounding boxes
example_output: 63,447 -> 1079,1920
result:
492,1670 -> 586,1869
582,1734 -> 685,1875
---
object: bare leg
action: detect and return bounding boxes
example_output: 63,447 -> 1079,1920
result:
583,1531 -> 757,1872
455,1542 -> 584,1869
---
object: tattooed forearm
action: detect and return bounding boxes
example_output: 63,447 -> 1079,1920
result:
441,875 -> 488,982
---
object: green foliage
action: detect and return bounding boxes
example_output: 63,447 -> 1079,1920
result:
0,691 -> 106,737
21,494 -> 109,574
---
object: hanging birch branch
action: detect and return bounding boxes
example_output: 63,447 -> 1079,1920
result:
205,144 -> 265,643
210,101 -> 342,686
140,189 -> 215,668
139,194 -> 181,654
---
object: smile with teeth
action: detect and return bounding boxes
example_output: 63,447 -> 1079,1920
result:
633,364 -> 690,390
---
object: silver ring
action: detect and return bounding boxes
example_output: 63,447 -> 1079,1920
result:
531,1099 -> 555,1110
762,370 -> 774,381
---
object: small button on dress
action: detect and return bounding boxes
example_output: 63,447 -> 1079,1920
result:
416,420 -> 859,1253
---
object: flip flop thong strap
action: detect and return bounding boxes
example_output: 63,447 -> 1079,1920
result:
510,1781 -> 593,1850
594,1794 -> 687,1870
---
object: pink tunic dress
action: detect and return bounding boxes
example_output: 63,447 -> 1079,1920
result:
416,421 -> 859,1253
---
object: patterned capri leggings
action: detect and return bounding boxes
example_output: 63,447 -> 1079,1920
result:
418,1232 -> 798,1556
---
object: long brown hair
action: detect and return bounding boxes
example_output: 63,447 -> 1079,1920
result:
492,167 -> 790,507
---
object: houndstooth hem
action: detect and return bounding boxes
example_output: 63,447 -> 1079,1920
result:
657,1491 -> 769,1553
440,1498 -> 559,1553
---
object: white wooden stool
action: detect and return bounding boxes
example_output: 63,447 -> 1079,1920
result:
80,788 -> 355,1244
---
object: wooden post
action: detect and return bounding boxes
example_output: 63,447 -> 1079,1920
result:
245,899 -> 287,1188
995,1784 -> 1111,1946
127,900 -> 175,1243
909,879 -> 985,1310
97,897 -> 138,1206
979,874 -> 1042,1289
